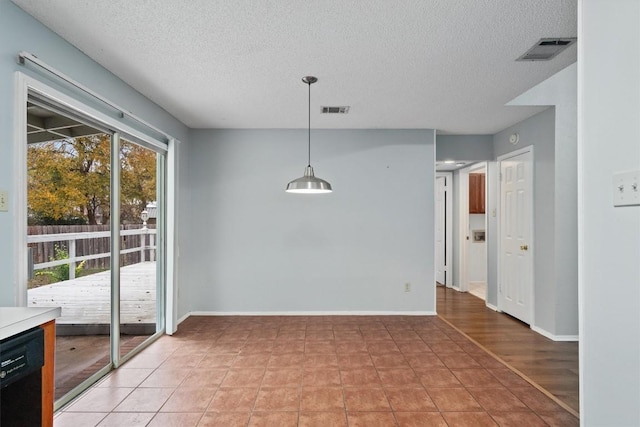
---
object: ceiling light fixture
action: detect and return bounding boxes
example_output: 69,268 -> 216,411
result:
286,76 -> 332,194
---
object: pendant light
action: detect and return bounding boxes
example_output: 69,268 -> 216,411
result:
286,76 -> 332,194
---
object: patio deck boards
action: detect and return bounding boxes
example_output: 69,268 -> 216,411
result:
28,262 -> 157,324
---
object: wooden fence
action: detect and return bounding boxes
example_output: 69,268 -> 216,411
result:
28,224 -> 157,270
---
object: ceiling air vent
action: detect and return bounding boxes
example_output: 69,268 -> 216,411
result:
321,106 -> 350,114
516,38 -> 577,61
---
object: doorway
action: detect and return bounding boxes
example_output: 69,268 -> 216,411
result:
467,164 -> 487,300
457,163 -> 488,299
497,147 -> 533,324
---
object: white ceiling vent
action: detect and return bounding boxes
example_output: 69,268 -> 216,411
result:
517,38 -> 577,61
321,106 -> 350,114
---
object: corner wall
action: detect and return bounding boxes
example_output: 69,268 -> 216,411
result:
493,107 -> 558,335
507,63 -> 578,337
184,129 -> 436,313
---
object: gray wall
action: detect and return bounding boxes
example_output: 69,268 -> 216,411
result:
580,0 -> 640,424
436,135 -> 493,161
0,1 -> 188,306
183,129 -> 436,313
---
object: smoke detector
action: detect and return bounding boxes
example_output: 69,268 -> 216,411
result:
517,38 -> 577,61
321,106 -> 350,114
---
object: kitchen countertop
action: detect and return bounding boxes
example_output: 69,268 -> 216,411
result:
0,307 -> 61,341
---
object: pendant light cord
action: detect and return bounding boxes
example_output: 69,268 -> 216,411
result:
307,80 -> 311,167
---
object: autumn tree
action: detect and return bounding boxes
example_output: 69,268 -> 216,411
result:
120,141 -> 157,223
28,134 -> 157,225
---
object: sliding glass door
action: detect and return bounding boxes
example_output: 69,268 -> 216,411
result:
24,92 -> 168,407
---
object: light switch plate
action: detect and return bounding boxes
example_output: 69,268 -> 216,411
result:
613,170 -> 640,207
0,190 -> 7,212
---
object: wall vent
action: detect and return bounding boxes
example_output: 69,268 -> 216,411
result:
516,38 -> 577,61
321,106 -> 350,114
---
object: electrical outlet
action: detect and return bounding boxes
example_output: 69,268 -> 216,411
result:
0,190 -> 7,212
404,282 -> 411,292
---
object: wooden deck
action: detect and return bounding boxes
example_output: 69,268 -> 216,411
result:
28,262 -> 157,325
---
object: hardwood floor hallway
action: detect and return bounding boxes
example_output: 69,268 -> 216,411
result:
436,285 -> 579,417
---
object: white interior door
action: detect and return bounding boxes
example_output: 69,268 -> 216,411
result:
498,150 -> 533,324
435,176 -> 446,284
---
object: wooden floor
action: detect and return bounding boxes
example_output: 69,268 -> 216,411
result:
437,285 -> 579,415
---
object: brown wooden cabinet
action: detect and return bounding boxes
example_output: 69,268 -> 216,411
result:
469,173 -> 486,214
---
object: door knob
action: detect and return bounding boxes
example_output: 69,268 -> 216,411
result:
520,245 -> 529,251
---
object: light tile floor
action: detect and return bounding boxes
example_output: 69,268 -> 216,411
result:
54,315 -> 579,426
468,282 -> 486,301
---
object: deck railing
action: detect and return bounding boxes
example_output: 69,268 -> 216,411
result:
27,228 -> 156,280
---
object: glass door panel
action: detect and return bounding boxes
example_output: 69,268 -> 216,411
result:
118,138 -> 162,359
25,101 -> 113,400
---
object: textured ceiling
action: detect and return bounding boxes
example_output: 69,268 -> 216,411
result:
13,0 -> 577,134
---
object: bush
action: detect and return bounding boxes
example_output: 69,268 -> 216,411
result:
35,244 -> 85,283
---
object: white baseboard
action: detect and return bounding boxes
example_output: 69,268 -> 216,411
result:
531,325 -> 579,342
177,312 -> 190,325
485,302 -> 499,312
187,310 -> 438,317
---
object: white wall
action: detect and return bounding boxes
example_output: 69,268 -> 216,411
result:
0,1 -> 188,307
468,214 -> 486,284
183,129 -> 436,313
579,1 -> 640,424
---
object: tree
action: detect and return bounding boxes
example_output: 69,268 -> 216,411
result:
27,134 -> 157,225
120,141 -> 157,223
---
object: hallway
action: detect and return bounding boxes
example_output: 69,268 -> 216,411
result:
437,285 -> 579,416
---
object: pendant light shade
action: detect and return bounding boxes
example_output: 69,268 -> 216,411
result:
286,166 -> 332,193
286,76 -> 332,194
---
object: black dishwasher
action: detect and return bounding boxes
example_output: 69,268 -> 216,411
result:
1,327 -> 45,426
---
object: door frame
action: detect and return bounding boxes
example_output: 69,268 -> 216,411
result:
496,145 -> 535,323
457,162 -> 487,293
14,72 -> 177,405
435,172 -> 453,287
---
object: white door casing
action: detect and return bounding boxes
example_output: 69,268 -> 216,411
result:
498,148 -> 533,324
435,172 -> 453,287
457,168 -> 469,291
436,176 -> 446,284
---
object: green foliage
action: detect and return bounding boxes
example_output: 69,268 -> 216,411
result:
28,136 -> 157,225
28,215 -> 87,226
35,244 -> 86,283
